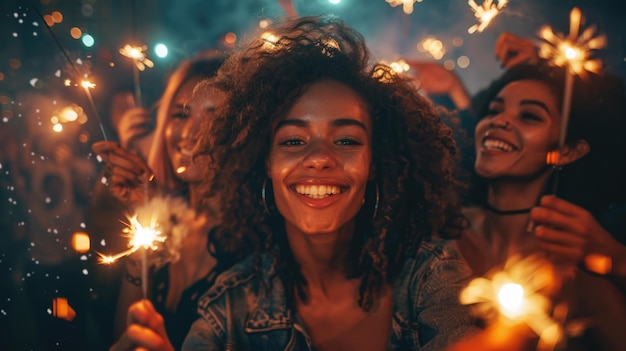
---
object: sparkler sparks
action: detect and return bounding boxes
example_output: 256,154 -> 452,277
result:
119,44 -> 154,72
538,7 -> 606,77
95,195 -> 195,266
120,44 -> 154,107
467,0 -> 508,34
385,0 -> 424,15
460,254 -> 567,348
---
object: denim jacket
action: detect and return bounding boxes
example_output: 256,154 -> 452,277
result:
182,238 -> 477,351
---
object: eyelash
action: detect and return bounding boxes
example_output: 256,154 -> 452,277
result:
521,113 -> 542,122
485,109 -> 542,122
278,138 -> 363,147
171,107 -> 190,119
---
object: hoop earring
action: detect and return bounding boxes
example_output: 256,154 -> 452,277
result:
372,182 -> 379,221
364,181 -> 380,221
262,178 -> 271,215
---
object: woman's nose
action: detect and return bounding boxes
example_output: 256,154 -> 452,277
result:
181,112 -> 201,143
302,141 -> 337,171
489,113 -> 511,129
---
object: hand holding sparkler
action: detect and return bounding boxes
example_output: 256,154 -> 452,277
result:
109,299 -> 175,351
92,140 -> 155,206
531,195 -> 626,278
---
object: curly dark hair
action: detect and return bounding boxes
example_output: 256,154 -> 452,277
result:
195,15 -> 465,311
470,62 -> 626,218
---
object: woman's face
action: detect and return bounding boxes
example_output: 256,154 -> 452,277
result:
474,79 -> 561,179
267,79 -> 372,240
165,78 -> 224,183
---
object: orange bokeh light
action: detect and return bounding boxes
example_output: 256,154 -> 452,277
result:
72,232 -> 91,253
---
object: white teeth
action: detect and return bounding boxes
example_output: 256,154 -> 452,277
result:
295,184 -> 341,198
483,139 -> 514,152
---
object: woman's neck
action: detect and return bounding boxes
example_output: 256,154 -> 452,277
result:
286,222 -> 354,290
480,172 -> 550,257
486,171 -> 550,211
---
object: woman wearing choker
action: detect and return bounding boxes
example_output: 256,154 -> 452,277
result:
409,32 -> 626,350
459,61 -> 626,349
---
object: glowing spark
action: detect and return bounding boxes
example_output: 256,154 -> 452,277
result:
460,254 -> 568,347
95,195 -> 195,265
467,0 -> 508,34
119,44 -> 154,71
81,80 -> 95,89
385,0 -> 424,15
124,214 -> 166,251
261,31 -> 279,50
176,166 -> 187,174
538,7 -> 606,77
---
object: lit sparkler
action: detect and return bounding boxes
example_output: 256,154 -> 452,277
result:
32,4 -> 109,141
460,254 -> 566,349
385,0 -> 424,15
119,44 -> 154,107
95,195 -> 195,296
538,7 -> 605,152
98,212 -> 165,296
467,0 -> 508,34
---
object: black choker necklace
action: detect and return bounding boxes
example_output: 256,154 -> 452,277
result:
483,203 -> 532,215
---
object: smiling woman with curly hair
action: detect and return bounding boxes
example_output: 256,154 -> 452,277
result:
110,15 -> 478,351
174,16 -> 479,350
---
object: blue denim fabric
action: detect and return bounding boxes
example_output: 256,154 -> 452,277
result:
182,238 -> 478,351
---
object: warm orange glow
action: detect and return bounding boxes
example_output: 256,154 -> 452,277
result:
70,27 -> 82,39
546,150 -> 560,165
585,254 -> 612,275
224,32 -> 237,45
52,297 -> 76,321
460,254 -> 562,345
81,80 -> 96,89
71,232 -> 91,253
43,14 -> 55,27
176,166 -> 187,174
51,11 -> 63,23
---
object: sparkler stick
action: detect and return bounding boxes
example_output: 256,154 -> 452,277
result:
32,6 -> 108,141
537,7 -> 605,195
119,45 -> 154,108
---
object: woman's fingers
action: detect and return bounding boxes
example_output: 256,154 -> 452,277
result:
123,300 -> 173,351
495,32 -> 538,68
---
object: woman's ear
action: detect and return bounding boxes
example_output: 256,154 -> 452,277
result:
560,139 -> 590,165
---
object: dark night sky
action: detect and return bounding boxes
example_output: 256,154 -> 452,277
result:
1,0 -> 625,97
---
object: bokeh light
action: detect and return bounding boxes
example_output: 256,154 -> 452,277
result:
154,43 -> 168,58
81,33 -> 95,47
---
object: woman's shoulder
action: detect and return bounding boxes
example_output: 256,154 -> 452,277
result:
196,254 -> 277,310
